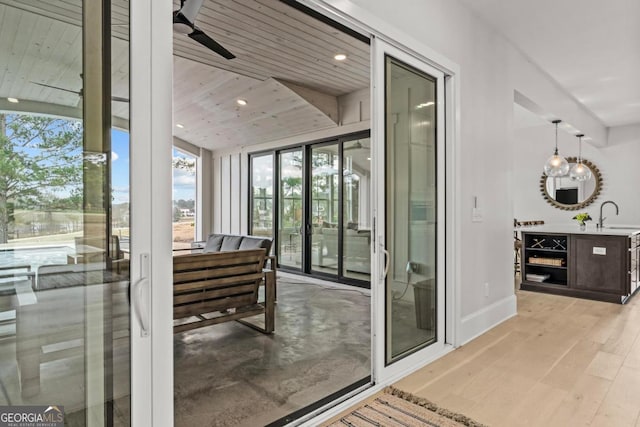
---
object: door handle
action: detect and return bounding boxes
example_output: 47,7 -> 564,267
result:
131,253 -> 150,337
380,243 -> 390,281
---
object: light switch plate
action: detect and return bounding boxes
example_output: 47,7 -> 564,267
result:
593,246 -> 607,256
472,208 -> 483,222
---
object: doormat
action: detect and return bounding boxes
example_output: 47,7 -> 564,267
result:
328,386 -> 488,427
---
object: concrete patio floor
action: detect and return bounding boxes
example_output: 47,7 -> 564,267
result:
173,273 -> 372,427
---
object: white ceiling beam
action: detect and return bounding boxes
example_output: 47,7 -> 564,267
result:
173,136 -> 201,156
275,79 -> 339,124
608,124 -> 640,147
513,88 -> 607,147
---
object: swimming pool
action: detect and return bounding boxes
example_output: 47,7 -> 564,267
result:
0,245 -> 71,270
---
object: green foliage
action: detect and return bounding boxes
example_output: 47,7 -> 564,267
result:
174,199 -> 195,210
0,113 -> 83,243
173,206 -> 183,222
172,157 -> 196,173
281,176 -> 302,197
572,212 -> 592,224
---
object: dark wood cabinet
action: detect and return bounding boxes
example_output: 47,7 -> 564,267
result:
522,233 -> 568,286
631,235 -> 640,295
570,234 -> 627,295
521,231 -> 636,304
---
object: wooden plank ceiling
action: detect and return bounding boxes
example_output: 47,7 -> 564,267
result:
0,0 -> 369,150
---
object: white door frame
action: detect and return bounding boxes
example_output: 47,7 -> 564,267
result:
130,0 -> 174,425
371,37 -> 454,384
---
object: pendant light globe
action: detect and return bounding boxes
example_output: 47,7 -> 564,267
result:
570,134 -> 592,181
544,120 -> 569,177
544,152 -> 570,177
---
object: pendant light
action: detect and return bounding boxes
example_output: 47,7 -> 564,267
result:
570,133 -> 592,181
543,119 -> 570,177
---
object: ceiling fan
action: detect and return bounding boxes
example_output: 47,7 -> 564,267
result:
31,81 -> 129,103
173,0 -> 235,60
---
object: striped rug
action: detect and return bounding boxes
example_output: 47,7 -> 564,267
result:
328,387 -> 488,427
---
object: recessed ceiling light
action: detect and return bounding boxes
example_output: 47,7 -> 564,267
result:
7,97 -> 19,103
237,99 -> 248,106
334,53 -> 347,61
176,123 -> 184,129
367,157 -> 371,161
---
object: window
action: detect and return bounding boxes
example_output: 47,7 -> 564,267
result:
250,154 -> 274,238
248,132 -> 370,285
172,148 -> 197,250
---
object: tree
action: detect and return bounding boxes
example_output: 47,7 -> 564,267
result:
172,156 -> 196,173
173,206 -> 183,222
0,113 -> 83,243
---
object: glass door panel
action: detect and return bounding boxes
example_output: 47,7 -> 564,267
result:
385,56 -> 438,363
250,154 -> 274,239
310,144 -> 339,275
278,150 -> 303,269
343,138 -> 372,281
0,0 -> 131,424
172,148 -> 197,251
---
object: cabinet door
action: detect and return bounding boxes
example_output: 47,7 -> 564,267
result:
570,235 -> 627,294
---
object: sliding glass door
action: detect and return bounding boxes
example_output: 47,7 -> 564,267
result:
278,149 -> 304,270
342,138 -> 372,282
250,133 -> 371,285
385,56 -> 438,361
250,154 -> 275,238
0,0 -> 137,424
373,38 -> 447,377
310,143 -> 340,276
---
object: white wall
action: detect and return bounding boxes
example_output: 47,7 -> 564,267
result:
514,107 -> 640,225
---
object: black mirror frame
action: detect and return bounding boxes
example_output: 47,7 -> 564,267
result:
539,157 -> 603,211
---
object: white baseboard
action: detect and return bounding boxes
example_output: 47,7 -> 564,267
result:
458,294 -> 517,345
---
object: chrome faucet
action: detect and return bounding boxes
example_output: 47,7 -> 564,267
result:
598,200 -> 619,228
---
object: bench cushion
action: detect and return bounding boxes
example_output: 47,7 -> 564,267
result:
239,236 -> 271,251
203,234 -> 224,252
203,234 -> 272,255
220,235 -> 244,251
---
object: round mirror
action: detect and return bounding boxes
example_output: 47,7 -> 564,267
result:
539,157 -> 603,210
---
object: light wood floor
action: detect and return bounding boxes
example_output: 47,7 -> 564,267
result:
390,290 -> 640,426
325,290 -> 640,426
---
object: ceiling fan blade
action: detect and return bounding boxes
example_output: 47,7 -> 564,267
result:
179,0 -> 204,24
188,28 -> 235,60
31,81 -> 80,95
173,10 -> 194,33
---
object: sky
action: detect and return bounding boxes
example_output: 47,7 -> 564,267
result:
111,129 -> 196,204
3,116 -> 195,205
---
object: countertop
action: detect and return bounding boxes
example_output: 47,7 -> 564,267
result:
517,224 -> 640,237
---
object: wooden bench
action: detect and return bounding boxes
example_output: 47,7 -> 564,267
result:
173,249 -> 275,334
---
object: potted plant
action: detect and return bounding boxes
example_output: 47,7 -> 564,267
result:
572,213 -> 592,230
